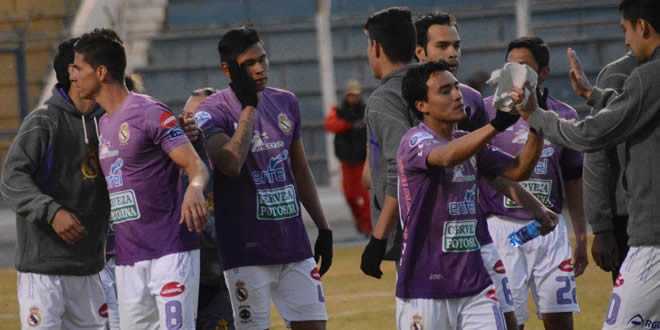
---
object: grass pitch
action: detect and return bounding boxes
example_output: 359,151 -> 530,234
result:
0,236 -> 612,329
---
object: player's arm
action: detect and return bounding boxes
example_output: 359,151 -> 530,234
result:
565,177 -> 588,276
486,176 -> 558,235
206,107 -> 257,176
290,139 -> 333,276
168,143 -> 210,232
362,145 -> 371,189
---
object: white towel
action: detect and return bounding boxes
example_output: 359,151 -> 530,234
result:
487,62 -> 538,112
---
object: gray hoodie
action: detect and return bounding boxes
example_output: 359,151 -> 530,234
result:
529,47 -> 660,246
0,85 -> 110,275
366,64 -> 420,260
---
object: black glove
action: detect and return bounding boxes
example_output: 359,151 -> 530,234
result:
360,235 -> 387,279
228,60 -> 258,109
314,229 -> 333,277
490,110 -> 520,132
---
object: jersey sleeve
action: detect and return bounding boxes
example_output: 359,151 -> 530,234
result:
194,94 -> 233,139
144,104 -> 189,154
476,144 -> 515,179
398,130 -> 445,173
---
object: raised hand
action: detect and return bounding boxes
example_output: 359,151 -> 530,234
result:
567,48 -> 593,100
228,60 -> 259,109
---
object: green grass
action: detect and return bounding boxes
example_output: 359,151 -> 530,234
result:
0,236 -> 612,329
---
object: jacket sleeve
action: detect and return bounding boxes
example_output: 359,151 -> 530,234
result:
529,69 -> 659,152
0,111 -> 62,224
324,105 -> 352,133
582,64 -> 628,233
367,97 -> 412,198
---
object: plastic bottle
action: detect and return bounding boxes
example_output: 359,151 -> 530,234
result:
508,220 -> 541,246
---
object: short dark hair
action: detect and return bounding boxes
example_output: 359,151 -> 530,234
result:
74,28 -> 126,82
217,27 -> 262,63
402,60 -> 452,120
414,12 -> 457,50
619,0 -> 660,32
53,37 -> 79,92
506,36 -> 550,70
191,87 -> 217,97
364,7 -> 416,64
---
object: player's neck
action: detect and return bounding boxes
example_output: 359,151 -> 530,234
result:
97,83 -> 130,117
379,60 -> 408,79
424,118 -> 453,140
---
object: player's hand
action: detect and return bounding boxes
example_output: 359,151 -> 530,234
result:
591,231 -> 620,273
567,48 -> 593,100
180,185 -> 208,232
228,60 -> 259,109
573,238 -> 589,277
51,209 -> 88,245
360,235 -> 387,279
314,229 -> 333,276
511,83 -> 537,121
178,114 -> 199,143
533,207 -> 558,236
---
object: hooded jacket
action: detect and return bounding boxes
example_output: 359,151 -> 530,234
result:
0,85 -> 110,275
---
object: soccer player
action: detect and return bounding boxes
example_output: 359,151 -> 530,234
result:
360,6 -> 419,279
396,60 -> 549,330
480,37 -> 586,330
0,37 -> 108,330
70,28 -> 209,329
183,87 -> 236,330
518,0 -> 660,327
194,27 -> 332,330
582,52 -> 636,284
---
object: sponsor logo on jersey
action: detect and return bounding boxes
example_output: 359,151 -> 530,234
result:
238,305 -> 252,323
109,189 -> 141,224
99,136 -> 118,160
534,159 -> 548,175
512,129 -> 529,144
494,260 -> 506,274
411,314 -> 423,330
408,131 -> 433,148
99,303 -> 108,318
628,314 -> 644,327
160,282 -> 185,297
504,179 -> 553,208
235,280 -> 248,302
627,314 -> 660,329
256,184 -> 299,220
558,259 -> 574,272
486,288 -> 499,302
449,184 -> 477,216
194,111 -> 212,128
311,268 -> 321,281
27,305 -> 41,327
541,147 -> 555,158
251,131 -> 284,152
81,146 -> 99,179
106,158 -> 124,189
452,163 -> 476,182
278,113 -> 292,135
442,219 -> 480,252
118,122 -> 130,144
160,112 -> 177,128
252,150 -> 288,185
168,126 -> 185,140
615,273 -> 624,287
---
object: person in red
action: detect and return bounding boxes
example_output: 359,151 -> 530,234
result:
325,80 -> 372,235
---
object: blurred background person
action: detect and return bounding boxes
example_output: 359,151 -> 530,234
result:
324,80 -> 371,235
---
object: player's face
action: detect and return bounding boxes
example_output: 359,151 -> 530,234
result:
70,53 -> 101,100
622,18 -> 647,63
344,94 -> 361,106
506,47 -> 539,72
417,25 -> 461,74
420,71 -> 465,122
183,95 -> 205,120
236,43 -> 269,92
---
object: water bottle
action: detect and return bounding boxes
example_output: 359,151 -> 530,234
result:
508,220 -> 541,246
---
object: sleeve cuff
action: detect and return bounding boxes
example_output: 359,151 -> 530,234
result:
385,182 -> 398,198
587,87 -> 604,107
46,202 -> 62,225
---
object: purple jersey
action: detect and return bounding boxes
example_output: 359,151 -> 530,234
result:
479,96 -> 583,219
459,84 -> 489,129
195,87 -> 311,270
98,92 -> 199,266
396,124 -> 513,299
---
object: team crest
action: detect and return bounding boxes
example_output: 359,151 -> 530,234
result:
278,113 -> 292,134
410,314 -> 423,330
27,305 -> 41,327
236,280 -> 248,302
118,122 -> 130,144
81,147 -> 99,179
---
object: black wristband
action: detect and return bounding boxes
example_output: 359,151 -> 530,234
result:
490,110 -> 520,132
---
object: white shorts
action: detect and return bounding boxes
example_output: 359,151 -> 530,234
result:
99,257 -> 119,330
17,271 -> 106,329
488,215 -> 580,324
224,257 -> 328,329
481,243 -> 515,313
396,285 -> 506,330
602,245 -> 660,329
115,250 -> 200,330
